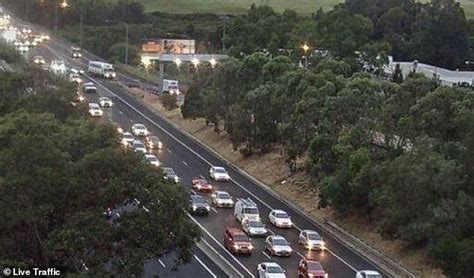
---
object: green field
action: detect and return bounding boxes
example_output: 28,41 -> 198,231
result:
109,0 -> 342,15
108,0 -> 474,17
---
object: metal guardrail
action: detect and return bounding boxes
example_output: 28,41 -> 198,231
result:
323,218 -> 417,278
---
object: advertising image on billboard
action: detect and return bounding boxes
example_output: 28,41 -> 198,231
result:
142,39 -> 195,54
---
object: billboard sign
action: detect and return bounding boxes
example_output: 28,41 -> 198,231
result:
142,39 -> 195,54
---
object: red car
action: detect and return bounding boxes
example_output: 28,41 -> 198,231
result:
223,228 -> 253,255
192,175 -> 213,193
298,259 -> 328,278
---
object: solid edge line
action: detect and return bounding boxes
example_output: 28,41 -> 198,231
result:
194,255 -> 218,278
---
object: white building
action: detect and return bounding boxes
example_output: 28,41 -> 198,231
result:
384,56 -> 474,87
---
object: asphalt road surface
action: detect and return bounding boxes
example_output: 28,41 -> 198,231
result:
21,25 -> 387,278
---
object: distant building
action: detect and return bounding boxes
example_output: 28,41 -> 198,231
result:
384,56 -> 474,87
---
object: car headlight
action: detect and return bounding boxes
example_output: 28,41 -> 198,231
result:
192,205 -> 197,210
174,176 -> 179,182
205,205 -> 210,210
112,72 -> 116,78
233,244 -> 239,249
158,142 -> 163,148
248,245 -> 254,250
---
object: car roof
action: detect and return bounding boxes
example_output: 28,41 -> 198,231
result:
272,209 -> 288,214
212,166 -> 225,170
133,123 -> 145,127
360,270 -> 381,275
304,259 -> 323,269
270,235 -> 285,240
215,190 -> 229,195
84,82 -> 94,86
191,194 -> 205,201
162,167 -> 175,173
123,132 -> 133,136
89,103 -> 99,107
145,154 -> 156,158
132,140 -> 143,144
261,262 -> 281,267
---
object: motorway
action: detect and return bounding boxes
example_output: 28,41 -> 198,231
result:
19,23 -> 386,277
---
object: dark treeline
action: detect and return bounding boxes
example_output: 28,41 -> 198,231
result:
0,44 -> 199,275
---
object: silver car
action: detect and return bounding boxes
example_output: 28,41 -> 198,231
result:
265,235 -> 292,257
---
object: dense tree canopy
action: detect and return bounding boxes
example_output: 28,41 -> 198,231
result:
0,58 -> 199,275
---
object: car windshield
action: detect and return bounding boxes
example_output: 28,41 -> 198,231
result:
249,221 -> 265,228
367,275 -> 382,278
123,134 -> 133,139
218,193 -> 230,199
233,235 -> 249,241
266,266 -> 283,273
273,238 -> 288,245
307,262 -> 322,271
135,125 -> 146,129
134,142 -> 144,148
308,233 -> 322,240
164,169 -> 175,175
215,168 -> 226,173
276,212 -> 289,218
192,196 -> 206,204
105,69 -> 114,74
244,207 -> 258,214
147,156 -> 158,161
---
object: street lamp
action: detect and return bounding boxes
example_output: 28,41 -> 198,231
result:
191,57 -> 200,68
105,20 -> 129,65
175,57 -> 182,67
301,43 -> 310,68
209,58 -> 217,68
219,15 -> 229,52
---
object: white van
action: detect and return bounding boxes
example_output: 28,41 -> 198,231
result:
162,79 -> 180,95
234,198 -> 260,223
87,61 -> 116,79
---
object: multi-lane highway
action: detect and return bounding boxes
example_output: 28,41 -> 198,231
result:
20,22 -> 387,278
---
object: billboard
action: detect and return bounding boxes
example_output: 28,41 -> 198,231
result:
142,39 -> 195,54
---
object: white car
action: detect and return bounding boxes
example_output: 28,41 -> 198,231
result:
132,123 -> 149,136
99,97 -> 113,107
265,235 -> 292,257
298,230 -> 325,251
269,209 -> 292,228
132,140 -> 147,153
209,166 -> 230,181
257,262 -> 286,278
242,219 -> 267,237
33,55 -> 45,64
145,154 -> 160,167
121,132 -> 134,147
356,270 -> 383,278
88,103 -> 103,117
69,73 -> 82,83
83,82 -> 97,93
211,191 -> 234,208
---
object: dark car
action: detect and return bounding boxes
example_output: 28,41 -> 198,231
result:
192,175 -> 213,193
162,167 -> 179,183
189,194 -> 210,216
224,228 -> 253,255
298,259 -> 328,278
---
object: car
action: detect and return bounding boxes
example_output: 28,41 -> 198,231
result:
298,259 -> 328,278
132,123 -> 149,136
88,103 -> 103,117
192,175 -> 213,193
265,235 -> 292,257
132,140 -> 146,153
70,67 -> 85,75
269,209 -> 293,228
224,228 -> 254,255
69,73 -> 82,83
242,219 -> 268,237
189,194 -> 210,215
257,262 -> 286,278
355,270 -> 383,278
234,198 -> 260,223
162,167 -> 179,183
145,154 -> 160,167
99,97 -> 113,107
83,82 -> 97,93
211,191 -> 234,207
298,230 -> 325,251
209,166 -> 230,181
146,135 -> 163,150
33,55 -> 45,64
121,132 -> 134,147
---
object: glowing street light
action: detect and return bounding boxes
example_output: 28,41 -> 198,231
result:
209,58 -> 217,68
191,57 -> 200,67
301,43 -> 310,53
175,57 -> 182,67
60,0 -> 69,9
301,43 -> 310,68
141,55 -> 151,68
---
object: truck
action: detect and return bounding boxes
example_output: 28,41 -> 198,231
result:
71,46 -> 82,58
162,79 -> 180,95
50,60 -> 67,75
87,61 -> 116,79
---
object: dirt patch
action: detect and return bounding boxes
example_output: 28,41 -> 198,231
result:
120,84 -> 443,277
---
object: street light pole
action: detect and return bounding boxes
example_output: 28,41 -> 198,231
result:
79,4 -> 83,48
219,15 -> 229,52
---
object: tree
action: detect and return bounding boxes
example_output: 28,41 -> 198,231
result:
108,43 -> 141,65
391,63 -> 404,83
162,93 -> 178,110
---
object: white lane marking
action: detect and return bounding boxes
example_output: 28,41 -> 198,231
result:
296,251 -> 305,259
44,45 -> 360,274
129,119 -> 133,123
182,161 -> 189,166
267,228 -> 275,235
262,251 -> 271,259
210,207 -> 218,213
119,110 -> 123,115
167,149 -> 172,154
186,212 -> 251,278
158,259 -> 166,268
200,238 -> 243,278
191,190 -> 197,194
194,255 -> 217,278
